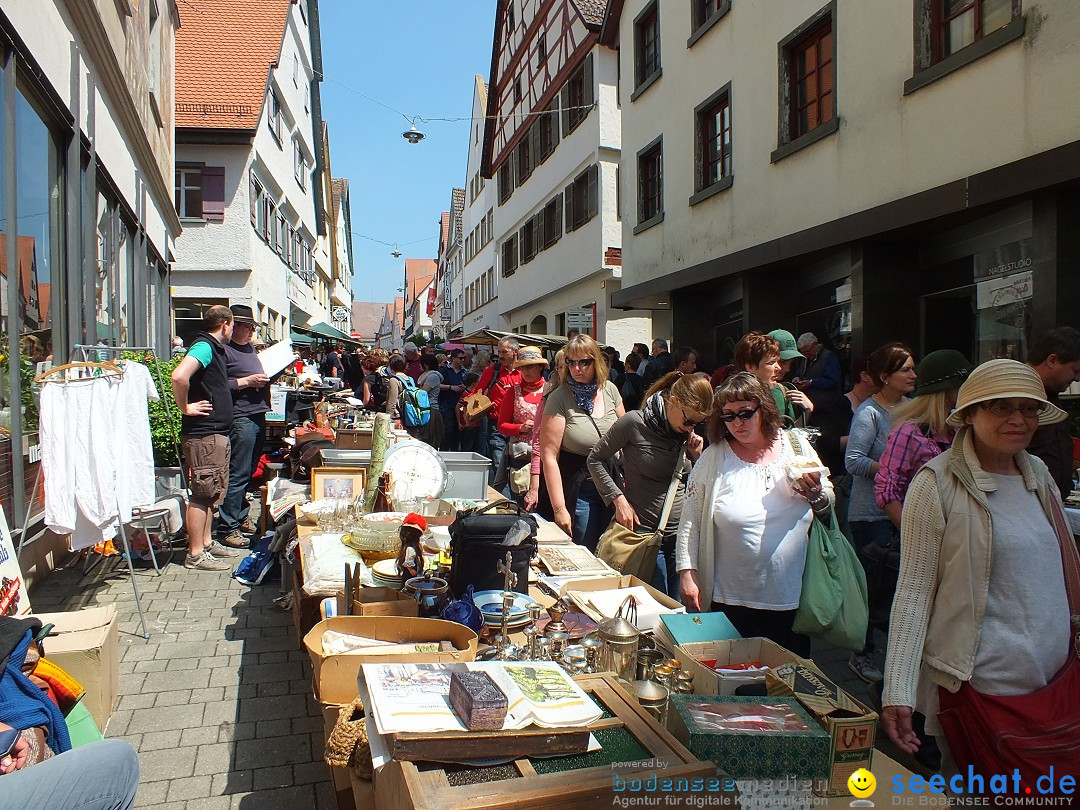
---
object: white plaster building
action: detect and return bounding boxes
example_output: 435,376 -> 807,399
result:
0,0 -> 180,530
482,0 -> 651,349
608,0 -> 1080,366
438,188 -> 465,341
170,0 -> 337,344
455,76 -> 500,338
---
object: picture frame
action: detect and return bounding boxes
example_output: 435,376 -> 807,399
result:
311,466 -> 367,501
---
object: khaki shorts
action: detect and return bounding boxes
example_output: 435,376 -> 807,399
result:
181,433 -> 231,505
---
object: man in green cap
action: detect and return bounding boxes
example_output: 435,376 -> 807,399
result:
767,329 -> 814,423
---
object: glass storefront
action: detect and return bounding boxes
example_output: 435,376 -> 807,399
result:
0,42 -> 173,531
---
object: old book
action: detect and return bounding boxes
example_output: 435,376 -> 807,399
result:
448,670 -> 508,730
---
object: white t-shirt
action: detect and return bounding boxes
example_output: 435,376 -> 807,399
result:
115,361 -> 161,522
970,473 -> 1071,695
710,439 -> 814,610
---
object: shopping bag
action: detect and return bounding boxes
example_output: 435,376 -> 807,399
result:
793,507 -> 868,651
595,521 -> 661,582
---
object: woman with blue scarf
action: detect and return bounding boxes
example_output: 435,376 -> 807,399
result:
588,372 -> 713,597
539,335 -> 625,549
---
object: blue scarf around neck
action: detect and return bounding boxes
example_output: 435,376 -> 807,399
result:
566,377 -> 599,414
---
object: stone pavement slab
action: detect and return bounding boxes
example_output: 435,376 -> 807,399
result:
32,555 -> 339,810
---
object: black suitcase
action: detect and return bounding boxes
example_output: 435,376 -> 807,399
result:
448,500 -> 538,597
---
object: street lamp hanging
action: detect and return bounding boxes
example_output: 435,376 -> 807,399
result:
402,124 -> 425,144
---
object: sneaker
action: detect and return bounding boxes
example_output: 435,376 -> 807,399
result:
184,552 -> 231,571
848,651 -> 883,684
205,540 -> 243,558
219,530 -> 251,549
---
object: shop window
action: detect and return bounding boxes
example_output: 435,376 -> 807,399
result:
564,164 -> 599,233
633,2 -> 661,97
635,138 -> 664,232
692,84 -> 733,203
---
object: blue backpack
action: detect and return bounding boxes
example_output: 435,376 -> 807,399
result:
397,374 -> 431,428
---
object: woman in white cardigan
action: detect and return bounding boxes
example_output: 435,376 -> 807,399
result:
676,373 -> 833,657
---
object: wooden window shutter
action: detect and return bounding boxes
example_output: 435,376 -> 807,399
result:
587,164 -> 599,220
554,195 -> 563,243
550,99 -> 560,150
564,183 -> 575,232
536,208 -> 546,251
561,85 -> 571,137
203,166 -> 226,222
583,53 -> 595,109
530,124 -> 541,166
248,172 -> 257,226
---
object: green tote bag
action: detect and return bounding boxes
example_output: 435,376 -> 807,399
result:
793,507 -> 869,651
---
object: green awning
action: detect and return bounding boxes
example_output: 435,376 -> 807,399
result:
289,330 -> 312,345
293,322 -> 365,347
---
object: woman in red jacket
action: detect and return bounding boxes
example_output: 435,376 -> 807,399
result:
497,346 -> 548,508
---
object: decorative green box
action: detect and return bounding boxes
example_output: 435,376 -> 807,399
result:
668,694 -> 831,780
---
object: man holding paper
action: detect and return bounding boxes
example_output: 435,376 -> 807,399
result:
218,304 -> 271,548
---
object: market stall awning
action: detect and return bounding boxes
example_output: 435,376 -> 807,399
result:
289,330 -> 312,345
293,322 -> 366,348
459,329 -> 575,351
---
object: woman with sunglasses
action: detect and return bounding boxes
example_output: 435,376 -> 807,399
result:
587,371 -> 713,597
539,335 -> 625,548
675,373 -> 832,656
883,360 -> 1079,784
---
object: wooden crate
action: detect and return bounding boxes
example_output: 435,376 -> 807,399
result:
372,674 -> 717,810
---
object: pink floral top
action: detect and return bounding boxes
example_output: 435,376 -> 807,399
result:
497,379 -> 545,477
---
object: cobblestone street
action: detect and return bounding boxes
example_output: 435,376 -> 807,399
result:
31,556 -> 337,810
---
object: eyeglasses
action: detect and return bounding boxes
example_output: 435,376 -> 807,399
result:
719,405 -> 761,423
979,400 -> 1042,419
673,401 -> 705,429
565,357 -> 595,369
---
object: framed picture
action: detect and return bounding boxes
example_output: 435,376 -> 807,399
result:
311,467 -> 367,501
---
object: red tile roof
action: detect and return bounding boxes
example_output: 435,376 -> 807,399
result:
570,0 -> 607,27
175,0 -> 292,130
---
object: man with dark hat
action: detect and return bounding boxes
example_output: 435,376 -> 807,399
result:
218,304 -> 270,549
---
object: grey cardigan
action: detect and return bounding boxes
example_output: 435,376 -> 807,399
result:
587,411 -> 688,539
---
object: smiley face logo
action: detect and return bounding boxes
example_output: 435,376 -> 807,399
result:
848,768 -> 876,799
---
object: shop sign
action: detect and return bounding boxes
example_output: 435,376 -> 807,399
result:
565,306 -> 594,332
976,270 -> 1033,310
974,239 -> 1032,280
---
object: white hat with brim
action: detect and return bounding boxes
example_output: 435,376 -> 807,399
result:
513,346 -> 548,369
946,358 -> 1068,428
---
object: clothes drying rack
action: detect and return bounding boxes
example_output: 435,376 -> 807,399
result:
18,345 -> 181,639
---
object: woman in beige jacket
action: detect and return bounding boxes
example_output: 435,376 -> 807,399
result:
882,359 -> 1077,776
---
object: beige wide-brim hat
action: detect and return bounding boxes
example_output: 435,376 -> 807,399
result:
514,346 -> 548,369
946,358 -> 1068,427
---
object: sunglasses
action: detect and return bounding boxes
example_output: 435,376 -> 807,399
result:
673,401 -> 705,429
719,405 -> 761,423
565,357 -> 595,369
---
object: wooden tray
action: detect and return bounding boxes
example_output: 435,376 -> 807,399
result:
372,674 -> 717,810
388,725 -> 591,762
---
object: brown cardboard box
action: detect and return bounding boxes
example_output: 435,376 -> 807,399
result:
303,616 -> 478,704
34,604 -> 118,732
766,660 -> 878,797
335,588 -> 420,619
558,575 -> 683,623
677,636 -> 805,696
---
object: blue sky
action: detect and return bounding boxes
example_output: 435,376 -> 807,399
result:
319,1 -> 498,305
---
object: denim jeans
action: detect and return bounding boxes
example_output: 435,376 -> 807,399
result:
218,414 -> 265,534
650,536 -> 681,601
849,519 -> 896,653
440,408 -> 460,451
488,426 -> 510,498
572,478 -> 610,553
3,738 -> 139,810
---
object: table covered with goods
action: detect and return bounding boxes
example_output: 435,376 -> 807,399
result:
269,410 -> 937,810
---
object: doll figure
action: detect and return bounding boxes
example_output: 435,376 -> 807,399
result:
395,512 -> 427,579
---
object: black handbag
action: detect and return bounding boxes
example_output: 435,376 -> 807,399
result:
448,500 -> 538,597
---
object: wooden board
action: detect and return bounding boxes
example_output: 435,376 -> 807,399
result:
388,725 -> 591,762
372,674 -> 716,810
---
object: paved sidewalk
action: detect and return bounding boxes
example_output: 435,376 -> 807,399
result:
31,554 -> 337,810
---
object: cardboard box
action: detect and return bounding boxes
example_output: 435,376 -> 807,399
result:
558,575 -> 683,627
668,694 -> 831,781
303,616 -> 478,705
677,637 -> 805,696
765,661 -> 878,797
335,588 -> 420,619
34,604 -> 118,732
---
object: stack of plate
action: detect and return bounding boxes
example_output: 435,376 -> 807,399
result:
371,558 -> 406,590
472,590 -> 539,631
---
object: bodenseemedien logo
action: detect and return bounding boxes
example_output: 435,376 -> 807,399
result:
848,767 -> 876,807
